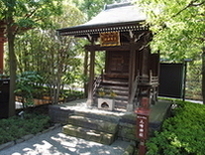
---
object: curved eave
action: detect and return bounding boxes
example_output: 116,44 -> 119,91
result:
57,21 -> 149,37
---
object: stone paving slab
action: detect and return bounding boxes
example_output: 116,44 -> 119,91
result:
0,127 -> 132,155
150,100 -> 172,123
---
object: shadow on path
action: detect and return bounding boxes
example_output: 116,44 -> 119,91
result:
0,127 -> 129,155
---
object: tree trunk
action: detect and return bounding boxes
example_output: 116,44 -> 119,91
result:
202,48 -> 205,104
7,19 -> 17,117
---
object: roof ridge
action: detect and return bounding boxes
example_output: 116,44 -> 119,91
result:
104,2 -> 132,10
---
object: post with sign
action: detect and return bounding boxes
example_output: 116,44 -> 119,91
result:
135,97 -> 150,155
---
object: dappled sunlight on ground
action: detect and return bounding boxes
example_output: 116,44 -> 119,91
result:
0,127 -> 128,155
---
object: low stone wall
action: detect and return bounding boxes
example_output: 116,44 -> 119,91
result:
118,113 -> 137,142
118,122 -> 137,141
49,105 -> 75,124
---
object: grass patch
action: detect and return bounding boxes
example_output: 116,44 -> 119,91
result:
0,113 -> 51,145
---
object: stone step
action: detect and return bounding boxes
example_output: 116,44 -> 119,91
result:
73,110 -> 120,123
67,115 -> 118,134
63,124 -> 115,145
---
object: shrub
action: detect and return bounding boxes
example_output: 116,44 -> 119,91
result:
0,113 -> 50,144
146,101 -> 205,155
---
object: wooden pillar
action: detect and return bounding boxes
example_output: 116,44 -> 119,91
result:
127,42 -> 136,111
83,51 -> 89,98
141,32 -> 151,77
87,48 -> 95,106
141,48 -> 149,77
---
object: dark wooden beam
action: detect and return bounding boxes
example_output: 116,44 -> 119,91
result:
85,42 -> 143,51
87,48 -> 95,106
127,42 -> 137,111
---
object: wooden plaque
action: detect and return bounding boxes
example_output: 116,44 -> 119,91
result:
100,32 -> 120,47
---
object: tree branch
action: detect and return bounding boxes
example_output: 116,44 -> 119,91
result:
191,1 -> 205,6
173,0 -> 205,17
24,9 -> 37,19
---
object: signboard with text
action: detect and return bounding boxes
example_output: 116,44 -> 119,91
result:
100,31 -> 120,47
137,115 -> 149,140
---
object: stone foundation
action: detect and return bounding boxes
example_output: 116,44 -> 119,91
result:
49,99 -> 172,143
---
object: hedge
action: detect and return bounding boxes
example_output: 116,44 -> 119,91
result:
146,101 -> 205,155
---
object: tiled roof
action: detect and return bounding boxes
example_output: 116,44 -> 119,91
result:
57,2 -> 148,37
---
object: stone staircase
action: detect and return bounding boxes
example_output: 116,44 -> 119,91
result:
49,99 -> 172,155
62,113 -> 119,145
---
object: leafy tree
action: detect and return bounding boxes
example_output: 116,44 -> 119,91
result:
0,0 -> 62,116
135,0 -> 205,102
14,4 -> 85,104
70,0 -> 121,20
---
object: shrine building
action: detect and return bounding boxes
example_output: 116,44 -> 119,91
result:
57,2 -> 159,112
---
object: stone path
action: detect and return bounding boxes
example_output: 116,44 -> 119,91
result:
0,127 -> 132,155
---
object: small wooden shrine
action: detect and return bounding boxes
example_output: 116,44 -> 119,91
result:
57,2 -> 159,111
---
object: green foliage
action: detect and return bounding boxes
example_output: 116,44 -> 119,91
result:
1,0 -> 63,117
135,0 -> 205,60
0,0 -> 63,29
15,71 -> 43,107
11,3 -> 85,104
135,0 -> 205,101
186,61 -> 202,100
146,101 -> 205,155
0,113 -> 50,144
63,89 -> 84,99
71,0 -> 121,20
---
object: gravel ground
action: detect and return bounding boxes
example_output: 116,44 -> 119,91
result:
0,127 -> 131,155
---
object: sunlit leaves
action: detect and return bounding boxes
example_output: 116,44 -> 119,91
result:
135,0 -> 205,61
147,101 -> 205,154
13,3 -> 85,91
71,0 -> 121,20
51,4 -> 84,29
0,0 -> 63,31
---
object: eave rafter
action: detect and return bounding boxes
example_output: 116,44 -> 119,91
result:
59,23 -> 149,37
